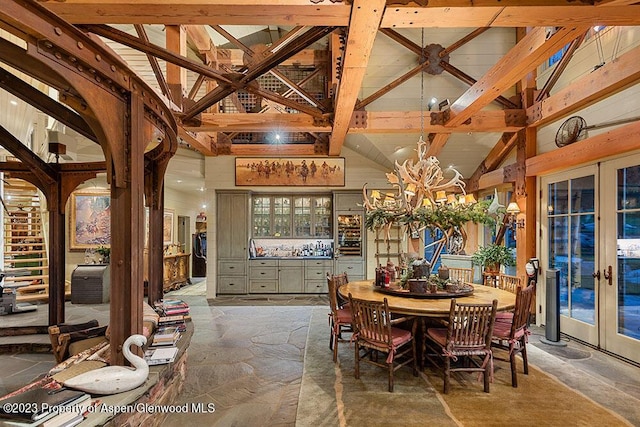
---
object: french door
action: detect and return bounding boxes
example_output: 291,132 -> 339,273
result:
542,155 -> 640,363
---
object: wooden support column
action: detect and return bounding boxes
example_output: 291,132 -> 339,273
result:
110,93 -> 146,366
48,191 -> 65,326
515,27 -> 538,279
166,25 -> 187,109
147,187 -> 165,305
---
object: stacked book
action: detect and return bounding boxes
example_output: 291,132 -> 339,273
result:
155,299 -> 190,317
157,314 -> 189,333
0,378 -> 92,427
150,325 -> 181,347
144,346 -> 179,366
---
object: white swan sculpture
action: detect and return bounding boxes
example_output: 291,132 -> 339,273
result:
63,334 -> 149,395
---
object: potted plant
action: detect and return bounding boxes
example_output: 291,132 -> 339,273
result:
95,246 -> 110,264
471,244 -> 515,274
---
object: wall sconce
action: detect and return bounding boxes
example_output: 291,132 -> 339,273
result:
427,97 -> 438,111
506,201 -> 525,230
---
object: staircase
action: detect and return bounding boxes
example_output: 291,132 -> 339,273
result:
2,178 -> 53,302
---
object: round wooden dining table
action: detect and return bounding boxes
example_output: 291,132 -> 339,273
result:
339,280 -> 516,317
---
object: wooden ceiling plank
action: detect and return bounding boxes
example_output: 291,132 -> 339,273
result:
526,120 -> 640,177
329,0 -> 386,156
448,25 -> 587,127
528,42 -> 640,128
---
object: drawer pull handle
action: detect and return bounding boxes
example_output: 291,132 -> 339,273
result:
229,266 -> 235,269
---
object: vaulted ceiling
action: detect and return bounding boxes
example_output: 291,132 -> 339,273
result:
5,1 -> 640,186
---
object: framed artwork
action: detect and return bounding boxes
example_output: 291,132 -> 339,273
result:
163,209 -> 174,245
70,191 -> 111,250
235,157 -> 345,187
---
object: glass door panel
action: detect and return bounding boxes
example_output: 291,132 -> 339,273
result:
294,197 -> 311,236
252,196 -> 271,237
313,196 -> 332,238
604,159 -> 640,361
273,196 -> 291,237
543,166 -> 598,344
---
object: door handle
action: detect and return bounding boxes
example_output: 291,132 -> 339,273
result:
603,265 -> 613,286
592,270 -> 601,280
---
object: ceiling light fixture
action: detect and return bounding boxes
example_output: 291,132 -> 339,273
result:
362,28 -> 488,256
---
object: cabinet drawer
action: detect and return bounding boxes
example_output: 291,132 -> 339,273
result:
250,281 -> 278,293
305,280 -> 328,293
305,259 -> 332,268
218,260 -> 246,276
335,262 -> 364,277
250,259 -> 278,267
250,267 -> 278,280
217,276 -> 247,294
305,267 -> 329,280
279,259 -> 304,267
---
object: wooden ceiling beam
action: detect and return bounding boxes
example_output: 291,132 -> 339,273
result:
527,42 -> 640,128
80,24 -> 233,85
177,127 -> 216,156
448,25 -> 588,127
40,2 -> 640,27
0,68 -> 97,143
135,24 -> 174,104
193,109 -> 525,133
424,133 -> 450,158
329,0 -> 386,156
379,28 -> 517,109
182,26 -> 334,121
194,113 -> 331,133
229,144 -> 318,157
467,132 -> 519,192
527,120 -> 640,177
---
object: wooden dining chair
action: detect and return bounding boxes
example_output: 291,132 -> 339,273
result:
447,267 -> 474,284
491,283 -> 536,387
327,273 -> 353,363
497,274 -> 522,294
424,298 -> 498,393
348,293 -> 418,392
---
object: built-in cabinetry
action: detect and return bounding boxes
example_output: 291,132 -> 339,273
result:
215,190 -> 366,295
216,192 -> 249,294
334,192 -> 366,281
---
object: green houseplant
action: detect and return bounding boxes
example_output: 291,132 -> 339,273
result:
471,244 -> 515,273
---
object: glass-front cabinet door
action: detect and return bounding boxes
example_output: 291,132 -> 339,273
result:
273,196 -> 291,237
252,196 -> 271,237
294,197 -> 312,236
313,196 -> 332,238
336,213 -> 362,256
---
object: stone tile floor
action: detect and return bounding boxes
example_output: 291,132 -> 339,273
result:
1,280 -> 639,426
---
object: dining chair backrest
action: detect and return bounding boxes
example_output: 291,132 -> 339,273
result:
349,296 -> 392,345
510,284 -> 536,335
446,299 -> 498,354
327,274 -> 341,316
498,274 -> 522,294
448,267 -> 474,284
